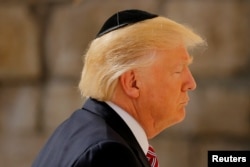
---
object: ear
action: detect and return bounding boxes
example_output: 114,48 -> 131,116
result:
119,70 -> 140,98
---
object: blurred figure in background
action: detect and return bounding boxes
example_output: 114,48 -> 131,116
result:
32,9 -> 205,167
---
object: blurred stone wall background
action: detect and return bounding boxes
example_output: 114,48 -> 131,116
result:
0,0 -> 249,167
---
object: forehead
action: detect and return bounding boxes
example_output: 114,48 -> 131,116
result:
154,45 -> 192,66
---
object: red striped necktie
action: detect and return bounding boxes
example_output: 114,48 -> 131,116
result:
146,145 -> 159,167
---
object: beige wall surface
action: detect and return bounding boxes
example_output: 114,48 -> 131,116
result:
0,0 -> 249,167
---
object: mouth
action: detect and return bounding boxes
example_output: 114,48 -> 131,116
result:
180,102 -> 188,106
180,96 -> 190,106
180,99 -> 189,106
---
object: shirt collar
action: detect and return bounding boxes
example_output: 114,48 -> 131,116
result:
106,101 -> 149,154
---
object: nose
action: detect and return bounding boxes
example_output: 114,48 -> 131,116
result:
182,68 -> 197,91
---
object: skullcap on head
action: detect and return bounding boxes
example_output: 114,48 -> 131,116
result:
96,9 -> 158,38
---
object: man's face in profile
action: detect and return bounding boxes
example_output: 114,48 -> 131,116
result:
136,45 -> 196,138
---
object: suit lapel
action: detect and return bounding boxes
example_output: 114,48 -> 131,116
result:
83,98 -> 150,167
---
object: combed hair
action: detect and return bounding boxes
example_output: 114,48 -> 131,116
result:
79,16 -> 206,101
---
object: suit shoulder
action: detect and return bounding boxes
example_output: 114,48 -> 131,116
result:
33,108 -> 128,166
73,140 -> 140,167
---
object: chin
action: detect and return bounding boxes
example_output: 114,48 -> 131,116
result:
171,112 -> 186,127
178,112 -> 186,123
178,108 -> 186,120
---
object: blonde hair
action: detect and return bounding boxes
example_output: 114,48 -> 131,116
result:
79,16 -> 205,101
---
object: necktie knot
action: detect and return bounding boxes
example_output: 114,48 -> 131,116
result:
146,145 -> 159,167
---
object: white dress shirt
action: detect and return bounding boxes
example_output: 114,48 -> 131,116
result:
106,101 -> 149,154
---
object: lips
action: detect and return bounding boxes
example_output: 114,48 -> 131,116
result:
181,101 -> 188,106
180,98 -> 189,105
180,96 -> 189,105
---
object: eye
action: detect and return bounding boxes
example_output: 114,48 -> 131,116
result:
174,67 -> 184,74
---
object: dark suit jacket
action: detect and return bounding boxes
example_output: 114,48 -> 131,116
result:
32,98 -> 150,167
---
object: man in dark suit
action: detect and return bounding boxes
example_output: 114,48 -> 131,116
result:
32,9 -> 205,167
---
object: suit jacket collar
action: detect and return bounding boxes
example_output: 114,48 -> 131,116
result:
82,98 -> 150,167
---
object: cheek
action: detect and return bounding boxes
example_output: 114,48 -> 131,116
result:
157,80 -> 181,102
141,70 -> 182,108
151,82 -> 183,116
